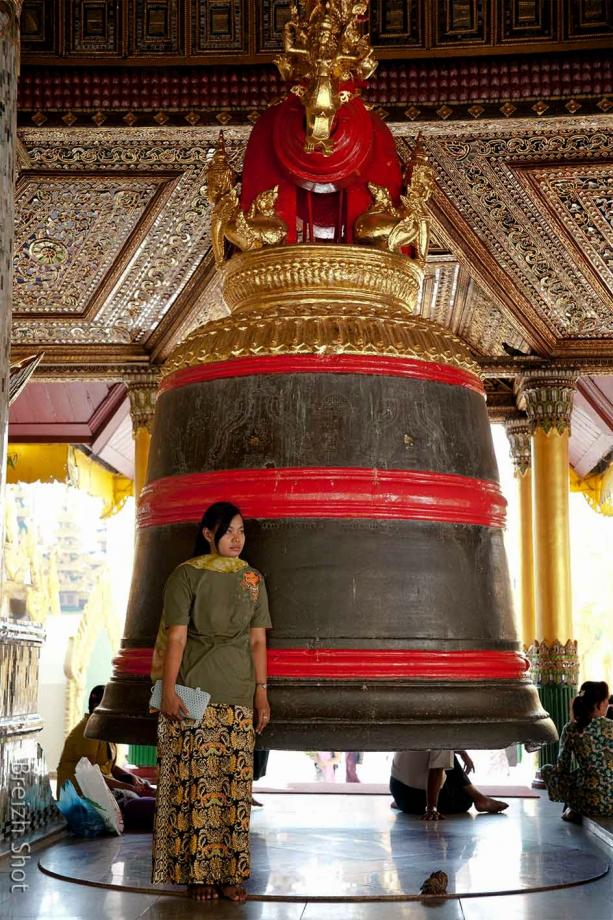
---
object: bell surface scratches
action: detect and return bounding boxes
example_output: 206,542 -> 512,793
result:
88,0 -> 557,751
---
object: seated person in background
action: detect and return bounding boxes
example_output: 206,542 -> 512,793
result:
57,685 -> 156,831
390,750 -> 508,821
542,680 -> 613,823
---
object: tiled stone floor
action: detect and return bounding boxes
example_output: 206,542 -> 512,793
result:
1,793 -> 612,919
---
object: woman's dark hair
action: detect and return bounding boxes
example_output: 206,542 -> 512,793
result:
88,685 -> 105,714
193,502 -> 243,555
572,681 -> 609,731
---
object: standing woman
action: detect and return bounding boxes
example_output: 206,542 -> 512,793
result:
151,502 -> 272,902
542,680 -> 613,823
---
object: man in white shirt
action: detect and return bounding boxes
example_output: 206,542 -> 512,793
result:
390,750 -> 508,820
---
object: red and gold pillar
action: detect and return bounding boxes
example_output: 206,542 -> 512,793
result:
504,414 -> 536,648
520,372 -> 579,768
128,373 -> 159,505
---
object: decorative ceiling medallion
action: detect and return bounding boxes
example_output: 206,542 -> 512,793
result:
27,238 -> 68,266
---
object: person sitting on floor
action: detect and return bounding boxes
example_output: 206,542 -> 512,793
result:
542,680 -> 613,823
390,750 -> 509,821
57,684 -> 156,831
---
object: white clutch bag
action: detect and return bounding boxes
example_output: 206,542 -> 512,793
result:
150,680 -> 210,721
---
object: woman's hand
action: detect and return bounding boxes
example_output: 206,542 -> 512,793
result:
161,690 -> 189,721
254,686 -> 271,734
459,751 -> 475,774
421,807 -> 444,821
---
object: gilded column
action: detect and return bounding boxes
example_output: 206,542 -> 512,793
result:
127,373 -> 159,504
504,415 -> 535,648
126,373 -> 160,769
519,372 -> 579,769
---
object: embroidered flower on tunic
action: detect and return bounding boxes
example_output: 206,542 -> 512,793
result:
241,570 -> 260,602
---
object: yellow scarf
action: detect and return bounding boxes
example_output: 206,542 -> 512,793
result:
184,553 -> 248,573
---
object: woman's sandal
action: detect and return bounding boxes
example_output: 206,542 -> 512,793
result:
187,884 -> 219,901
219,884 -> 247,902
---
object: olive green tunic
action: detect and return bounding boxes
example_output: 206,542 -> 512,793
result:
156,554 -> 271,708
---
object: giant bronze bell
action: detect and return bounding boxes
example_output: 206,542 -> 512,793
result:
88,1 -> 556,751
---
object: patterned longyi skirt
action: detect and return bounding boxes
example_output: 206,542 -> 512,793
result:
151,703 -> 254,886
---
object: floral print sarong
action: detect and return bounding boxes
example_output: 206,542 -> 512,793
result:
152,703 -> 254,886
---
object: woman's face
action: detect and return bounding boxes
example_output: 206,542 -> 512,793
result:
205,514 -> 245,557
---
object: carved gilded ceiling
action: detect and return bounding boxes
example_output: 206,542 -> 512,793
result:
394,118 -> 613,358
14,171 -> 178,321
13,115 -> 612,381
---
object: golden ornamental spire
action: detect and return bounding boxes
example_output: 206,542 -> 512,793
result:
275,1 -> 377,155
355,138 -> 434,262
207,132 -> 287,267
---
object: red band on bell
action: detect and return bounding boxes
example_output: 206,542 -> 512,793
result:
138,467 -> 506,529
160,354 -> 484,396
266,649 -> 530,680
113,648 -> 154,677
114,647 -> 529,681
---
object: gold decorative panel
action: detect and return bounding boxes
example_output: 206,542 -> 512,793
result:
565,0 -> 613,38
256,0 -> 291,51
65,0 -> 122,56
516,164 -> 613,307
369,0 -> 422,47
14,172 -> 175,320
134,0 -> 182,54
20,0 -> 56,53
191,0 -> 247,54
13,129 -> 247,354
433,0 -> 489,46
499,0 -> 557,43
406,118 -> 613,346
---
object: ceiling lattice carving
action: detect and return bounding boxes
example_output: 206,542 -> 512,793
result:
12,115 -> 613,377
14,171 -> 177,321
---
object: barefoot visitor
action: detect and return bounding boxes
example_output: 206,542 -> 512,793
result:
150,502 -> 272,902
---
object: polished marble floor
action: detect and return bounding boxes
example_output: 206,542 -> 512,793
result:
1,793 -> 612,919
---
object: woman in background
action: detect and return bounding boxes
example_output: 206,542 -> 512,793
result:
542,680 -> 613,823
